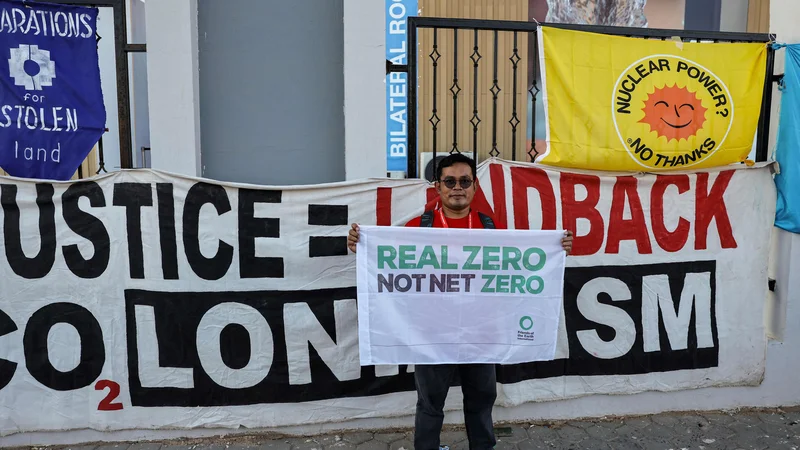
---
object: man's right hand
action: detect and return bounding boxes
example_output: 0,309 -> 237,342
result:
347,223 -> 360,253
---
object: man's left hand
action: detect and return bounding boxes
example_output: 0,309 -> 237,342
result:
562,230 -> 574,256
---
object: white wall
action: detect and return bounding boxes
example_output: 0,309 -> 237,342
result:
764,0 -> 800,341
6,1 -> 796,446
164,0 -> 800,426
343,0 -> 387,179
137,0 -> 800,424
93,2 -> 148,173
128,0 -> 150,169
494,0 -> 800,424
97,7 -> 121,172
146,0 -> 386,180
145,0 -> 201,176
492,0 -> 800,424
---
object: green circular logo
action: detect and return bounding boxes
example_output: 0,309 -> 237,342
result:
519,316 -> 534,331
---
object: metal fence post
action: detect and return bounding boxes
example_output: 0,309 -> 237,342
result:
407,17 -> 419,178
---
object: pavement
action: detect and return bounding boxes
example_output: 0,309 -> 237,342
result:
16,407 -> 800,450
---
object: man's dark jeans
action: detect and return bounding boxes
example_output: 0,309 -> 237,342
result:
414,364 -> 497,450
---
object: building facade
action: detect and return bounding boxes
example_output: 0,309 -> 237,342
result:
45,0 -> 794,438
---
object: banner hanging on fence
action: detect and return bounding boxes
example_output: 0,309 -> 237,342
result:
357,226 -> 566,365
773,43 -> 800,233
537,26 -> 768,172
0,0 -> 106,181
0,159 -> 776,436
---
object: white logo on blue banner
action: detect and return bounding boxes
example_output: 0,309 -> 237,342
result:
0,0 -> 106,181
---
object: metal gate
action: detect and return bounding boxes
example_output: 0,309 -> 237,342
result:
391,17 -> 778,179
43,0 -> 144,175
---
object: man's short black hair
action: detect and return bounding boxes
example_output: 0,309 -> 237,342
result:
436,153 -> 477,181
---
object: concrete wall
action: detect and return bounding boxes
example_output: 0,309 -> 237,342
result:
344,0 -> 387,180
145,0 -> 378,182
128,0 -> 150,168
142,0 -> 800,415
197,0 -> 345,186
502,0 -> 799,422
763,0 -> 800,343
146,0 -> 201,176
97,6 -> 121,172
45,0 -> 791,443
643,0 -> 685,29
720,0 -> 749,32
78,1 -> 149,173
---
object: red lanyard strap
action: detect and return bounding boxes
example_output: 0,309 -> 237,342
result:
438,209 -> 473,229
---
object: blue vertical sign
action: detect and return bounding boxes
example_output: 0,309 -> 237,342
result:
0,0 -> 105,181
386,0 -> 416,174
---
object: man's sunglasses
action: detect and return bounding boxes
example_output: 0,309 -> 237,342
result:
438,177 -> 474,189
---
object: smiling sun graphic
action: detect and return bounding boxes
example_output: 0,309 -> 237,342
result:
639,84 -> 708,141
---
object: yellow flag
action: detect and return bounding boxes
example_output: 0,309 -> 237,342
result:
537,26 -> 768,171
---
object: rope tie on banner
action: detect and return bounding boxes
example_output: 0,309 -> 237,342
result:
771,42 -> 787,52
771,41 -> 788,91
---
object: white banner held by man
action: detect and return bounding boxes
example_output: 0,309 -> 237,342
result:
356,226 -> 566,365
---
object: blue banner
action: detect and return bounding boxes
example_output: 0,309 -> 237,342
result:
774,43 -> 800,233
386,0 -> 416,174
0,0 -> 105,181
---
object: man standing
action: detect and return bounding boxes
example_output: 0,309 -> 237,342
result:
347,153 -> 573,450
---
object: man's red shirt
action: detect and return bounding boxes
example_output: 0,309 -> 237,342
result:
405,209 -> 506,229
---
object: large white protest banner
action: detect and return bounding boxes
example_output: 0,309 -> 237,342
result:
357,227 -> 566,365
0,159 -> 776,436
